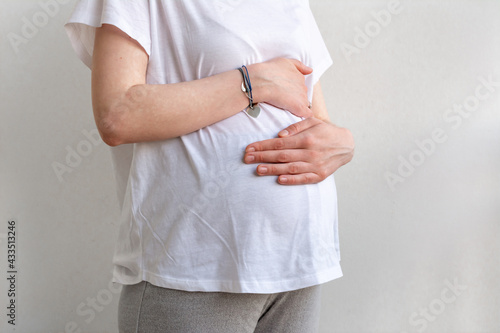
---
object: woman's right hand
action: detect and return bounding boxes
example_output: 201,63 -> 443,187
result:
247,58 -> 314,118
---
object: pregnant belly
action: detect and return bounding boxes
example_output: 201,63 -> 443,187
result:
176,104 -> 306,208
130,104 -> 334,243
126,104 -> 337,272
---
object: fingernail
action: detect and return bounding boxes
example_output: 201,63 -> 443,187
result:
245,155 -> 255,163
280,176 -> 288,183
246,147 -> 255,152
258,166 -> 268,174
279,130 -> 289,137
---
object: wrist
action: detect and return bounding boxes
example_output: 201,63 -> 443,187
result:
245,63 -> 269,104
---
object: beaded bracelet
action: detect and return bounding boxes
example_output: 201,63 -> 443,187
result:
238,65 -> 260,118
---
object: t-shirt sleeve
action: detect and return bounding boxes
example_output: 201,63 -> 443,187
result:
64,0 -> 151,69
303,6 -> 333,88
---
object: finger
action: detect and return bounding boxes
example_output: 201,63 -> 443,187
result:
256,162 -> 311,176
278,173 -> 322,185
244,149 -> 318,164
292,104 -> 314,119
282,88 -> 313,119
278,117 -> 322,137
245,129 -> 314,153
288,59 -> 313,75
245,135 -> 300,153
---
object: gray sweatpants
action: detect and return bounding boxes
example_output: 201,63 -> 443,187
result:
118,281 -> 321,333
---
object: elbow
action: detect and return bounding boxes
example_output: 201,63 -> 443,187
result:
100,130 -> 123,147
95,107 -> 127,147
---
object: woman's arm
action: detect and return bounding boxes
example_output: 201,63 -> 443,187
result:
309,81 -> 331,122
244,81 -> 355,185
91,24 -> 313,146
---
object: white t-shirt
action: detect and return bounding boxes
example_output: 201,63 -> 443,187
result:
65,0 -> 342,293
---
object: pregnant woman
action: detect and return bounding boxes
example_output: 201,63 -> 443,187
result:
65,1 -> 354,332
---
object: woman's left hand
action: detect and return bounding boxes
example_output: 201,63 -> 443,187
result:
244,117 -> 355,185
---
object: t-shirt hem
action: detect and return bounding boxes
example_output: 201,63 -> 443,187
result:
112,266 -> 343,294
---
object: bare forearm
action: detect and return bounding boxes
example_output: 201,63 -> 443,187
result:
96,69 -> 249,145
310,82 -> 331,123
92,24 -> 313,146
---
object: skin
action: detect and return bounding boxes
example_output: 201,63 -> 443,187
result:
245,83 -> 355,184
92,24 -> 354,185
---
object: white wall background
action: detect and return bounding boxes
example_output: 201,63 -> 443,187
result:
1,0 -> 499,332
